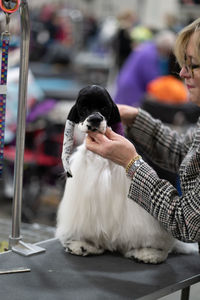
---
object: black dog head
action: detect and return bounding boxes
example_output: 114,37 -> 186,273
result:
67,85 -> 121,132
62,85 -> 122,177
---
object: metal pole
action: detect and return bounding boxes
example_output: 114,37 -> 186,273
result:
9,0 -> 30,248
181,287 -> 190,300
8,0 -> 45,255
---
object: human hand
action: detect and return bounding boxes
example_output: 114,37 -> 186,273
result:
117,104 -> 139,127
86,127 -> 138,168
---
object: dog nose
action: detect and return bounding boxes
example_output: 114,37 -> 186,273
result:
87,113 -> 103,125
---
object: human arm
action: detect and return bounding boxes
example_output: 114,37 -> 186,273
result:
122,107 -> 196,173
117,104 -> 139,126
119,106 -> 200,241
128,160 -> 200,243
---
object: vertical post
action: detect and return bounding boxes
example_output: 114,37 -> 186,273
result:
8,0 -> 45,256
9,0 -> 30,248
181,287 -> 190,300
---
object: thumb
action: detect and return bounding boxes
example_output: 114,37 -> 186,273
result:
87,131 -> 108,146
105,127 -> 119,140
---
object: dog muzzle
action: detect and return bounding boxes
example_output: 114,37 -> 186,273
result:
78,112 -> 107,134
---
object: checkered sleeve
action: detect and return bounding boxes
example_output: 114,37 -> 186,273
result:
127,109 -> 197,173
128,162 -> 200,242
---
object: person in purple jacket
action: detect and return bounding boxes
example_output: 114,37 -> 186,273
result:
86,19 -> 200,243
114,30 -> 176,107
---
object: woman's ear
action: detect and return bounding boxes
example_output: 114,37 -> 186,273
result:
67,104 -> 79,123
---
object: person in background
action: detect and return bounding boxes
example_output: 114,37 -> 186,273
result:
114,30 -> 176,107
114,10 -> 137,69
86,18 -> 200,243
130,25 -> 153,49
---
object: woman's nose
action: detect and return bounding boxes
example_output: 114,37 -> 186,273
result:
179,66 -> 190,78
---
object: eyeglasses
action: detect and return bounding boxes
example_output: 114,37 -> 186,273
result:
183,64 -> 200,77
183,54 -> 200,77
0,0 -> 20,14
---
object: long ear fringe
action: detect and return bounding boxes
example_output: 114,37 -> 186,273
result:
62,119 -> 75,177
109,101 -> 121,126
67,104 -> 79,123
104,90 -> 121,126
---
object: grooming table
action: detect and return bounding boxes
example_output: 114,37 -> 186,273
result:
0,238 -> 199,300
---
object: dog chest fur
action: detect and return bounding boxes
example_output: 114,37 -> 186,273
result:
56,143 -> 174,254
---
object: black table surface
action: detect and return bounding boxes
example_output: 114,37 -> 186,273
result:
0,238 -> 200,300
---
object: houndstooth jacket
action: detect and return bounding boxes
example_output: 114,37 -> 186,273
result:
127,109 -> 200,243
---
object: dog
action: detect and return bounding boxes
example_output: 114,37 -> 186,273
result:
56,85 -> 198,264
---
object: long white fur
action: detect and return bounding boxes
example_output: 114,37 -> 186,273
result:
56,138 -> 198,264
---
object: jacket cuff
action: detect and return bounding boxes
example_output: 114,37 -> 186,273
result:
127,162 -> 159,211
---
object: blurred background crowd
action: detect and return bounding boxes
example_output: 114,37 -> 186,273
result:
1,0 -> 200,247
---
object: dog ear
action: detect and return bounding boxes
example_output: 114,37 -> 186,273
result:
106,92 -> 121,126
109,101 -> 121,125
62,119 -> 75,178
67,104 -> 79,123
105,90 -> 124,135
62,103 -> 80,177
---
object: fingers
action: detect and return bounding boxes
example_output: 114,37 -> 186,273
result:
86,127 -> 120,154
86,133 -> 106,155
87,127 -> 115,140
87,130 -> 106,143
86,131 -> 107,150
105,127 -> 122,141
104,127 -> 113,138
85,135 -> 97,151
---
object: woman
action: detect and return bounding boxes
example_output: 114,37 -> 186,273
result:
86,18 -> 200,243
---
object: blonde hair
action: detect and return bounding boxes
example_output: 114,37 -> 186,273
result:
174,18 -> 200,67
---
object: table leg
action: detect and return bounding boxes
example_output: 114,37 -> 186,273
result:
181,286 -> 190,300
